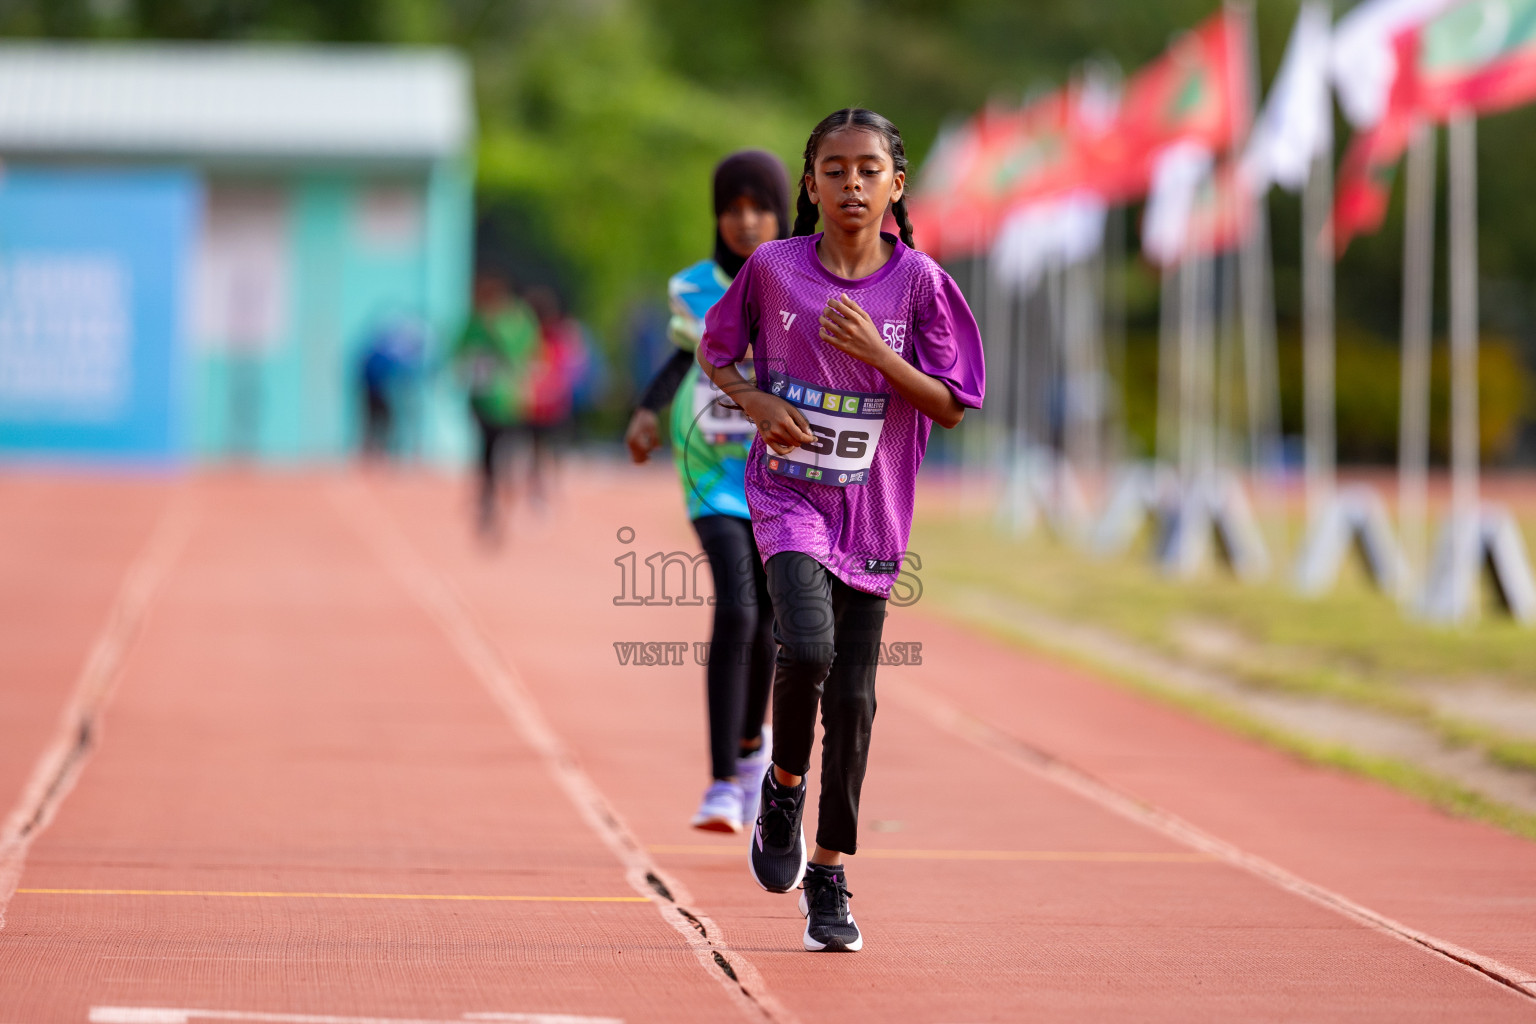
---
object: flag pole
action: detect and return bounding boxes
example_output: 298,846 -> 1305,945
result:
966,232 -> 992,500
1158,264 -> 1180,472
1217,248 -> 1241,475
1301,129 -> 1337,535
986,248 -> 1017,526
1233,0 -> 1285,564
1179,253 -> 1200,485
1398,123 -> 1436,603
1193,246 -> 1217,488
1065,255 -> 1097,499
1045,258 -> 1066,523
1446,109 -> 1480,619
1015,267 -> 1048,534
1106,203 -> 1128,471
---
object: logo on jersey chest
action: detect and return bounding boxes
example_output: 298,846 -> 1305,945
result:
782,299 -> 907,354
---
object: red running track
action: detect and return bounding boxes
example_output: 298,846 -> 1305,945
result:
1,465 -> 1534,1023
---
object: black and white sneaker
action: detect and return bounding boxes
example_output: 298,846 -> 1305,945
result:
748,769 -> 807,893
798,863 -> 862,952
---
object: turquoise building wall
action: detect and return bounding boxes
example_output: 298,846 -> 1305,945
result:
189,165 -> 472,464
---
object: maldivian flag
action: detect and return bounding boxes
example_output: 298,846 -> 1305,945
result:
911,91 -> 1077,259
908,121 -> 984,258
1415,0 -> 1536,116
1334,0 -> 1536,253
1333,31 -> 1420,255
1085,10 -> 1250,202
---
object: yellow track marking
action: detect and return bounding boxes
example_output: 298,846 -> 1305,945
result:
647,845 -> 1213,863
17,888 -> 649,903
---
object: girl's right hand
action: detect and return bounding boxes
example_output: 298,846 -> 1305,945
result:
737,391 -> 816,455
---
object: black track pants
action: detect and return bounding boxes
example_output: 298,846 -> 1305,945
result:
691,515 -> 775,781
472,410 -> 512,512
764,551 -> 886,855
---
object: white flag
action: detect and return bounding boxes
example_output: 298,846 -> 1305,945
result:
991,191 -> 1107,291
1330,0 -> 1459,129
1244,1 -> 1333,194
1142,141 -> 1214,267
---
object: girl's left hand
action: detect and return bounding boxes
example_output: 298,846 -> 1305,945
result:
818,294 -> 890,368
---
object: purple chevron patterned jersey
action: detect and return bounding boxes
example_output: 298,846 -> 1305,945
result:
700,233 -> 986,597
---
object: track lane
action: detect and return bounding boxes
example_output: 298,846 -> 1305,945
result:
368,465 -> 1536,1023
900,600 -> 1536,986
0,474 -> 172,828
3,467 -> 1534,1022
0,472 -> 755,1023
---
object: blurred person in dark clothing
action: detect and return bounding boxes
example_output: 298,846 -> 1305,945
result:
358,314 -> 424,459
454,271 -> 539,538
522,285 -> 593,506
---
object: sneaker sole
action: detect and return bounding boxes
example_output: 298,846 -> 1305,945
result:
691,816 -> 742,834
797,890 -> 861,951
748,828 -> 806,894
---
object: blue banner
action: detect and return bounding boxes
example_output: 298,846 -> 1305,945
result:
0,167 -> 200,461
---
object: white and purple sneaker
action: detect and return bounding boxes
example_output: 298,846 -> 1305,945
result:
799,862 -> 862,952
735,725 -> 773,803
748,768 -> 807,893
691,779 -> 745,833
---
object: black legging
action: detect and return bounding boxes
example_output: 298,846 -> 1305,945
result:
764,550 -> 886,856
691,514 -> 775,781
473,410 -> 513,515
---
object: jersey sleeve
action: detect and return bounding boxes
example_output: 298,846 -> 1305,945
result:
667,313 -> 703,352
913,267 -> 986,409
666,270 -> 705,352
699,252 -> 758,368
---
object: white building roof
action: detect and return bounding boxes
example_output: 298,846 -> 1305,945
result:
0,44 -> 473,162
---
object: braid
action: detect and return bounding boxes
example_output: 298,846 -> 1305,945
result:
891,196 -> 915,248
792,182 -> 820,237
796,107 -> 916,248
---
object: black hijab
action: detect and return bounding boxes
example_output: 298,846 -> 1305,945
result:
712,150 -> 791,279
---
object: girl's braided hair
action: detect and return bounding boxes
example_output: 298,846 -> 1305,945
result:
792,108 -> 914,248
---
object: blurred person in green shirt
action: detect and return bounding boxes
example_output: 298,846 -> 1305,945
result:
456,270 -> 539,539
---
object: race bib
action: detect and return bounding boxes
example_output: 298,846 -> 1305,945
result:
691,361 -> 755,443
762,370 -> 888,487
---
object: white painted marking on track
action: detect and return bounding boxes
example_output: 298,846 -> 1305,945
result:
89,1009 -> 621,1024
886,675 -> 1536,1000
336,481 -> 795,1024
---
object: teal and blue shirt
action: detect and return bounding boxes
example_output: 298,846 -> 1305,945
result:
666,259 -> 750,520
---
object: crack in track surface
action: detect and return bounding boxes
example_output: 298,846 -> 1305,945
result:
0,496 -> 196,929
338,481 -> 798,1024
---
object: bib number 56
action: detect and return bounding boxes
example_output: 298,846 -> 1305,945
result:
804,425 -> 870,459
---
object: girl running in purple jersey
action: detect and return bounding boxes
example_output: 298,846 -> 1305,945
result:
699,108 -> 986,952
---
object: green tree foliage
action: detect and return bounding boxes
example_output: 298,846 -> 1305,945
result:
3,0 -> 1532,453
0,0 -> 1299,332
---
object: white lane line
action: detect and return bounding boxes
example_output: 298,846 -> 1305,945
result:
886,675 -> 1536,1001
89,1008 -> 619,1024
336,481 -> 796,1024
0,494 -> 196,930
